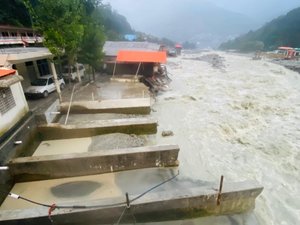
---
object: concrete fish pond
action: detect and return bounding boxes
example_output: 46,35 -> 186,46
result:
0,79 -> 263,224
0,168 -> 263,225
59,98 -> 151,115
38,117 -> 158,140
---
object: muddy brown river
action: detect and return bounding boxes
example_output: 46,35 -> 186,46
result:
148,51 -> 300,225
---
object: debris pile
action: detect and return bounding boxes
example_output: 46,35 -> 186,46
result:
272,59 -> 300,73
184,53 -> 226,71
142,64 -> 172,93
88,133 -> 145,151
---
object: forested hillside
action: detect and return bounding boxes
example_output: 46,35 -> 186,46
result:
0,0 -> 31,27
220,7 -> 300,52
0,0 -> 133,40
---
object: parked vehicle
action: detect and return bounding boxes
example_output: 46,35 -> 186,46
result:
25,75 -> 65,98
62,63 -> 85,82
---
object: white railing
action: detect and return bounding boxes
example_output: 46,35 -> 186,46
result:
0,36 -> 43,45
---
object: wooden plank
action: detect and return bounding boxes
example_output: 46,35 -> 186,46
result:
60,98 -> 151,114
9,145 -> 179,182
38,118 -> 157,140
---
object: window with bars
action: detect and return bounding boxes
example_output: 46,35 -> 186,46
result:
0,88 -> 16,115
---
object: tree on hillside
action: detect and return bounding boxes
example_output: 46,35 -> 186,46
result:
24,0 -> 87,102
24,0 -> 107,83
220,7 -> 300,52
99,4 -> 133,41
78,0 -> 105,80
25,0 -> 85,63
0,0 -> 31,27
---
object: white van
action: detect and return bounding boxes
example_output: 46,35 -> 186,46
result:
25,75 -> 65,98
62,63 -> 85,81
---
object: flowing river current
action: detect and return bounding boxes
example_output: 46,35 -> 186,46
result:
146,51 -> 300,225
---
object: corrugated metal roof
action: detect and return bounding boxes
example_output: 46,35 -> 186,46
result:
103,41 -> 161,56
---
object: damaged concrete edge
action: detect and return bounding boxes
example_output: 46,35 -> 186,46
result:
35,99 -> 60,125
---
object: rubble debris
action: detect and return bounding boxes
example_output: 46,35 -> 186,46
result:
162,130 -> 174,137
88,133 -> 145,151
184,54 -> 226,71
272,59 -> 300,74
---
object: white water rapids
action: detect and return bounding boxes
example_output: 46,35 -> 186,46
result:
149,51 -> 300,225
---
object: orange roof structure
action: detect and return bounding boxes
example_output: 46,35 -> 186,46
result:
278,46 -> 294,50
0,69 -> 16,78
116,50 -> 167,63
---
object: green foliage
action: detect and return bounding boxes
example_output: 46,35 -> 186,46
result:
220,7 -> 300,52
78,1 -> 105,69
25,0 -> 85,62
24,0 -> 107,72
0,0 -> 31,27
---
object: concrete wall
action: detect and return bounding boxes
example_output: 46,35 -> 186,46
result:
38,118 -> 157,140
0,114 -> 39,205
0,82 -> 29,138
15,63 -> 30,89
9,145 -> 180,182
0,180 -> 263,225
59,98 -> 151,115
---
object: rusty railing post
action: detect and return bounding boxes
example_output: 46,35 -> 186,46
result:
217,175 -> 224,205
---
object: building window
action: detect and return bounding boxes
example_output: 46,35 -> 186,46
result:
37,59 -> 50,76
1,32 -> 9,37
25,61 -> 33,66
0,88 -> 16,115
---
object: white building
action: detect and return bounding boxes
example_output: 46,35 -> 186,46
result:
0,47 -> 53,90
0,25 -> 43,46
0,69 -> 28,138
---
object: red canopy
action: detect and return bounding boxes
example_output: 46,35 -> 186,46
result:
278,46 -> 293,50
0,69 -> 16,78
116,50 -> 167,63
175,44 -> 182,48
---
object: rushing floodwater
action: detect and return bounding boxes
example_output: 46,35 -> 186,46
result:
149,51 -> 300,225
2,52 -> 299,225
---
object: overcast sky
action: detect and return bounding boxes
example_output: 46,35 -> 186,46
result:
104,0 -> 300,26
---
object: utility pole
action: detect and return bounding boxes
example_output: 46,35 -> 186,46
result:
50,61 -> 62,102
